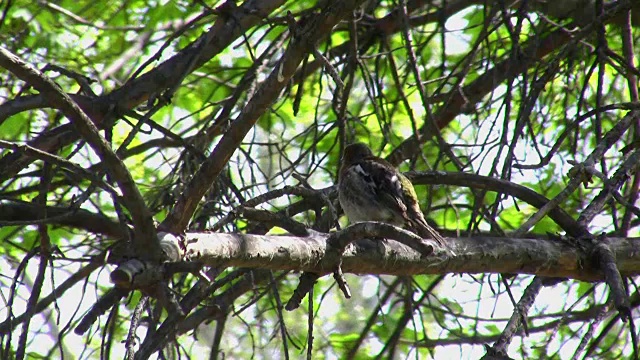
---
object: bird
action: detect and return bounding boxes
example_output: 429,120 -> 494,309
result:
337,142 -> 447,248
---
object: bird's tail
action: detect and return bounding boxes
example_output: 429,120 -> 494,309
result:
410,218 -> 449,250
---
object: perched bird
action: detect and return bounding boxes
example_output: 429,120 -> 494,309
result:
338,142 -> 447,248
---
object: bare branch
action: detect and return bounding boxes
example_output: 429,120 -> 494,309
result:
182,229 -> 640,281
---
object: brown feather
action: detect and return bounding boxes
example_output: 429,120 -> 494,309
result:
339,143 -> 449,250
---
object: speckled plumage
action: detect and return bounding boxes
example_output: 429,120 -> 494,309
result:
338,143 -> 447,248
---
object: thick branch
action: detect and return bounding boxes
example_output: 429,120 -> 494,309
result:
183,229 -> 640,281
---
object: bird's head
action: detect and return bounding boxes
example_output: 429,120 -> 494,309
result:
342,143 -> 374,166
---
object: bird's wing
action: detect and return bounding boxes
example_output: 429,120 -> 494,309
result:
353,158 -> 408,215
397,172 -> 448,247
349,158 -> 450,249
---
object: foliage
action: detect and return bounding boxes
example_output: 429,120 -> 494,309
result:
0,0 -> 639,359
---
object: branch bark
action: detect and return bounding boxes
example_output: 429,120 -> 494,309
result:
182,228 -> 640,281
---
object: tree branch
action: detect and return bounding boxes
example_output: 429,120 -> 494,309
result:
0,202 -> 124,239
181,228 -> 640,281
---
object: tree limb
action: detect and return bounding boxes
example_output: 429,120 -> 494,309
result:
181,228 -> 640,281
